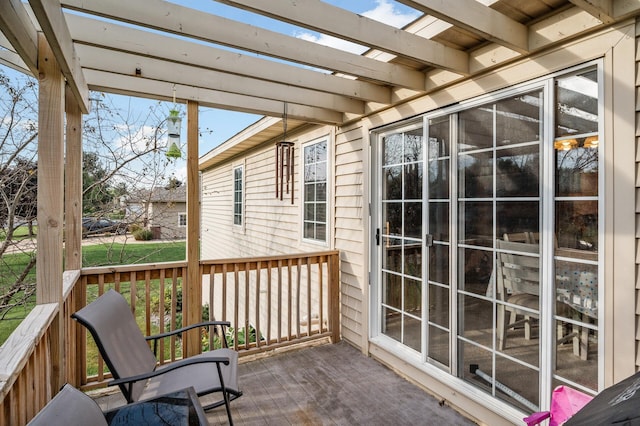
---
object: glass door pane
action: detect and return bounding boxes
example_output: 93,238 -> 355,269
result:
427,116 -> 451,368
457,90 -> 543,412
380,126 -> 424,352
553,69 -> 599,392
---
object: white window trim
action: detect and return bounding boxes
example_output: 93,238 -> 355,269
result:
178,212 -> 187,227
233,164 -> 244,229
300,135 -> 330,246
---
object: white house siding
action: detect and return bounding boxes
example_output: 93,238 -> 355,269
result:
334,124 -> 368,347
149,201 -> 186,239
243,147 -> 299,255
201,126 -> 333,259
201,149 -> 296,258
201,162 -> 235,259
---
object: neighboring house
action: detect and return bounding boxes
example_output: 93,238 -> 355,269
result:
148,185 -> 187,240
126,186 -> 188,240
199,18 -> 636,426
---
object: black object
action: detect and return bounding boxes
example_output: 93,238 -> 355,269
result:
105,387 -> 208,426
565,370 -> 640,425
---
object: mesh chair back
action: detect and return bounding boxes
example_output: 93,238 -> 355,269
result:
28,384 -> 107,426
72,289 -> 157,402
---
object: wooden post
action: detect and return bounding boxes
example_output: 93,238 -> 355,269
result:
328,252 -> 341,343
36,33 -> 65,392
64,85 -> 83,388
184,100 -> 202,357
64,85 -> 82,271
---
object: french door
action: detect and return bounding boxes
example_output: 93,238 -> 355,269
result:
373,66 -> 601,412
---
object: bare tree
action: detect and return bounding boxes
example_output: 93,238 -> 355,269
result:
0,69 -> 185,320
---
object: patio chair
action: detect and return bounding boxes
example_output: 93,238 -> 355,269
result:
28,384 -> 107,426
72,289 -> 241,424
496,239 -> 540,350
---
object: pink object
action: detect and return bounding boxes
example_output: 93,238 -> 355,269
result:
523,386 -> 593,426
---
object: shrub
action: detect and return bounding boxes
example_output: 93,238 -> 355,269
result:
133,228 -> 153,240
129,223 -> 142,233
226,325 -> 263,347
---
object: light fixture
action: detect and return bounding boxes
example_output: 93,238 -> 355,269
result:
275,103 -> 294,204
553,138 -> 578,151
583,135 -> 599,149
165,86 -> 182,160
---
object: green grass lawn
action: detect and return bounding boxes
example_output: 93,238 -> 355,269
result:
0,225 -> 37,241
0,240 -> 186,345
81,241 -> 186,267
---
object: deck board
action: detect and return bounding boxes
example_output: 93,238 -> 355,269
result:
94,341 -> 476,425
207,341 -> 475,425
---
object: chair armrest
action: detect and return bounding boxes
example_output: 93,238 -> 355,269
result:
145,321 -> 230,355
146,321 -> 231,341
109,355 -> 230,400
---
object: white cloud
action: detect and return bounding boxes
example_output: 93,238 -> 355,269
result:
295,0 -> 419,53
296,32 -> 367,54
362,0 -> 419,27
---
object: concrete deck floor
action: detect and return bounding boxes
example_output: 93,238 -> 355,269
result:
94,340 -> 476,425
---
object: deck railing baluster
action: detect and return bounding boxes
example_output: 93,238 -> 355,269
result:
255,261 -> 262,349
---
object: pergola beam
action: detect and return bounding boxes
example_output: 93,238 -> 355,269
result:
60,0 -> 427,91
0,49 -> 31,75
613,0 -> 640,19
83,69 -> 344,124
75,45 -> 364,114
29,0 -> 90,113
0,0 -> 38,75
395,0 -> 529,53
65,14 -> 391,104
215,0 -> 469,73
568,0 -> 615,23
573,0 -> 640,22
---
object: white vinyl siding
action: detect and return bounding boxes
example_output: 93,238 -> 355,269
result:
334,125 -> 367,344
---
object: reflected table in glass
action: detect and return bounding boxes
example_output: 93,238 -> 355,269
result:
105,387 -> 208,426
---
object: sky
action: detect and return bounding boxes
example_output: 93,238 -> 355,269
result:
0,0 -> 420,181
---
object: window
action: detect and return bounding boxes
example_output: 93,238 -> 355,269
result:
178,213 -> 187,227
303,139 -> 328,242
372,65 -> 602,414
233,166 -> 243,226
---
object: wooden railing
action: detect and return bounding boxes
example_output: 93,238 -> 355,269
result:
201,251 -> 341,353
0,303 -> 57,426
0,270 -> 80,426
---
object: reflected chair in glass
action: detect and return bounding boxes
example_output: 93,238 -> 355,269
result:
503,232 -> 538,244
496,239 -> 540,350
556,268 -> 597,361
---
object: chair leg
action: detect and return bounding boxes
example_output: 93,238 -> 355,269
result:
580,325 -> 589,360
524,315 -> 531,340
215,363 -> 234,425
497,305 -> 506,350
571,313 -> 590,360
223,391 -> 233,425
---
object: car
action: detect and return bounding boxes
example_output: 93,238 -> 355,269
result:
82,217 -> 127,237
